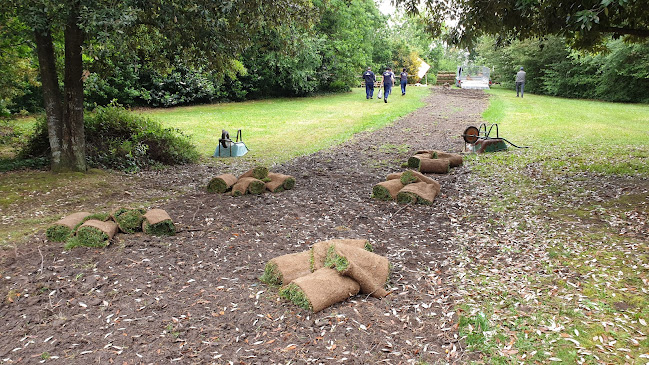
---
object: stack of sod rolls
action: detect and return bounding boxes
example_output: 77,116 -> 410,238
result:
260,239 -> 390,313
372,170 -> 441,205
46,208 -> 176,250
407,150 -> 463,174
206,167 -> 296,196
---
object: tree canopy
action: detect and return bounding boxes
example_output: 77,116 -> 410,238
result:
395,0 -> 649,50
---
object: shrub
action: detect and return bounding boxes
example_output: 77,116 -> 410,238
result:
18,105 -> 199,172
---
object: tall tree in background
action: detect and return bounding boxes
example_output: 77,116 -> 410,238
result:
6,0 -> 314,172
395,0 -> 649,50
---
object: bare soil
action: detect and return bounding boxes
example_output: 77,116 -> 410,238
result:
0,88 -> 488,364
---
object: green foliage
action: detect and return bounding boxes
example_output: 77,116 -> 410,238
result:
18,105 -> 199,172
476,36 -> 649,103
112,208 -> 146,234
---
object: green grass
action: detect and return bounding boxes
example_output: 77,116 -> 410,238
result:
141,87 -> 430,164
481,87 -> 649,176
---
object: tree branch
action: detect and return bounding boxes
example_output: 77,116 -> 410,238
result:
598,26 -> 649,38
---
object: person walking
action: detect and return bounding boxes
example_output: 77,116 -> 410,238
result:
400,68 -> 408,95
516,66 -> 526,98
363,67 -> 376,99
382,67 -> 395,103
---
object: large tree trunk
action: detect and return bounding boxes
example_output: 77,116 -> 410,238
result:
60,8 -> 87,172
34,28 -> 64,169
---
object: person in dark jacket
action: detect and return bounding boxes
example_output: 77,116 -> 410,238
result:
516,67 -> 526,98
382,67 -> 395,103
400,68 -> 408,95
363,67 -> 376,99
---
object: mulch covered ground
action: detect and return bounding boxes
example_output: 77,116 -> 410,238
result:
0,88 -> 488,364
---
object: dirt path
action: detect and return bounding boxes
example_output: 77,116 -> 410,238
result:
0,87 -> 488,364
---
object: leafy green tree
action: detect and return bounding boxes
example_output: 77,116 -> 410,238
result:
396,0 -> 649,50
5,0 -> 314,172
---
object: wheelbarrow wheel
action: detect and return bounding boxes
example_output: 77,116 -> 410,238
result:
463,126 -> 480,144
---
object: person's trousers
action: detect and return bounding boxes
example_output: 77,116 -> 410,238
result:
384,84 -> 392,100
516,82 -> 525,97
365,83 -> 374,98
401,80 -> 407,95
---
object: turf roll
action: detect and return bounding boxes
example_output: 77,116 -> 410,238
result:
419,158 -> 450,174
65,219 -> 118,249
410,170 -> 442,193
407,153 -> 431,168
399,170 -> 417,185
232,177 -> 265,196
260,250 -> 311,286
386,172 -> 401,181
239,166 -> 269,180
207,174 -> 238,193
46,212 -> 91,242
325,244 -> 390,298
142,209 -> 176,236
434,151 -> 463,167
416,150 -> 439,158
310,239 -> 372,272
266,172 -> 296,192
279,268 -> 360,312
112,208 -> 146,233
372,179 -> 404,201
396,181 -> 438,205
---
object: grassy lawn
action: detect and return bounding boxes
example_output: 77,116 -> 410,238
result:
456,87 -> 649,364
140,87 -> 430,165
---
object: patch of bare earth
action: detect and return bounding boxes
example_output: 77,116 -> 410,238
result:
0,88 -> 488,364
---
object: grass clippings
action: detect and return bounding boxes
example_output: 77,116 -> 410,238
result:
279,283 -> 312,311
206,173 -> 238,193
112,208 -> 146,234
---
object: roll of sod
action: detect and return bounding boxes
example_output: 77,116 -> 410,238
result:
46,212 -> 91,242
207,174 -> 238,193
112,208 -> 146,234
415,150 -> 438,158
399,170 -> 417,185
419,158 -> 450,174
324,244 -> 390,298
396,181 -> 438,205
310,239 -> 372,272
434,151 -> 463,167
372,179 -> 404,201
239,166 -> 269,180
142,209 -> 176,236
409,170 -> 441,192
279,268 -> 360,313
386,172 -> 401,181
265,172 -> 296,193
65,219 -> 118,250
260,250 -> 311,287
232,177 -> 265,196
407,153 -> 431,168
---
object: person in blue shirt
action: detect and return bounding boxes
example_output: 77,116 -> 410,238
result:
382,67 -> 395,103
400,68 -> 408,95
362,67 -> 376,99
